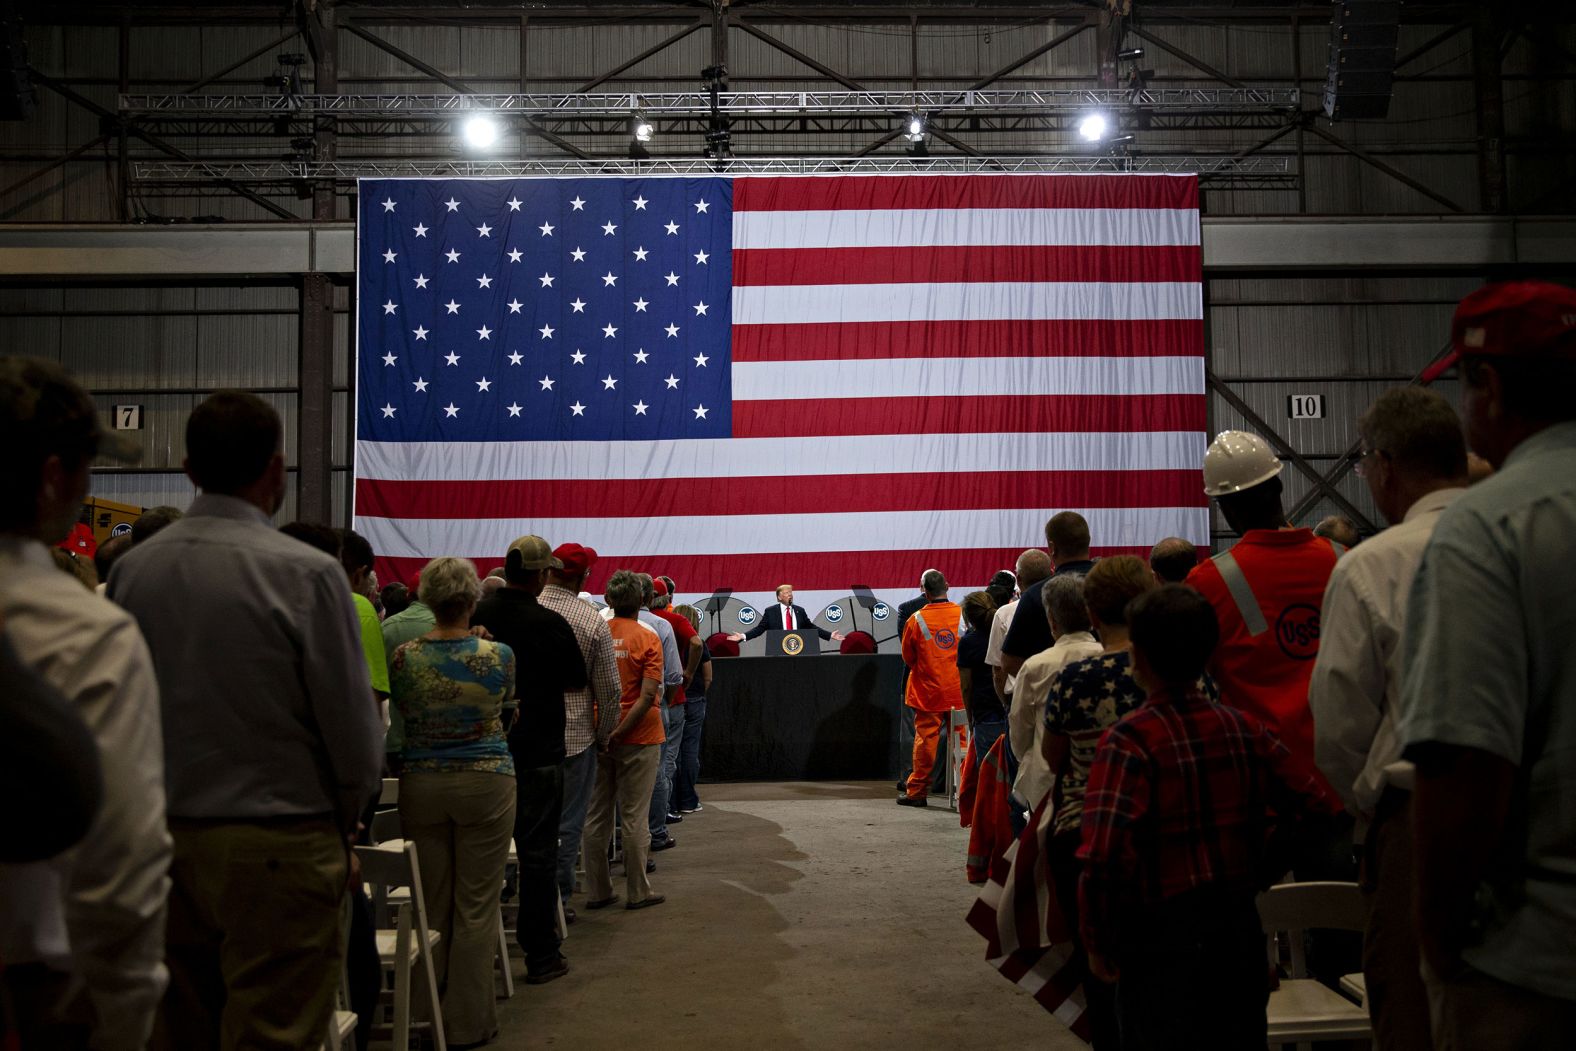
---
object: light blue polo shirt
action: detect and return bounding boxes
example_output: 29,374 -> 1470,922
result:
1398,420 -> 1576,1001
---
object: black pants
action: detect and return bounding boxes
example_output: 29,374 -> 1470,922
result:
1113,887 -> 1268,1051
511,762 -> 565,973
1049,831 -> 1119,1050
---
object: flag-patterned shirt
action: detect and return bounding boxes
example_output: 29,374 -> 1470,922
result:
1076,685 -> 1327,961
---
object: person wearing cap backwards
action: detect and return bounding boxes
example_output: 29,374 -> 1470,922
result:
1185,430 -> 1348,877
109,390 -> 382,1049
1396,280 -> 1576,1043
536,543 -> 621,915
470,535 -> 586,985
897,569 -> 964,807
0,357 -> 170,1051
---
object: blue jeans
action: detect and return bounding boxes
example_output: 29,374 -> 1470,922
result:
555,746 -> 598,902
648,702 -> 686,842
673,695 -> 706,811
970,717 -> 1007,783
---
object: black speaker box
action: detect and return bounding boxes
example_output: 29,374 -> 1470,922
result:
0,18 -> 36,121
1323,1 -> 1400,120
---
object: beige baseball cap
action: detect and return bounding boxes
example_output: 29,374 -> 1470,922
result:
507,534 -> 562,570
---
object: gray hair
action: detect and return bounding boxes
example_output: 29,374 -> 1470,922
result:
605,569 -> 644,614
1043,574 -> 1092,636
921,568 -> 948,597
1357,386 -> 1467,482
418,556 -> 481,622
1014,548 -> 1053,590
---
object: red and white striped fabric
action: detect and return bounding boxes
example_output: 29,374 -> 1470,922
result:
357,173 -> 1207,607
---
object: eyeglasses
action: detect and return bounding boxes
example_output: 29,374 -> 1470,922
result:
1353,445 -> 1384,477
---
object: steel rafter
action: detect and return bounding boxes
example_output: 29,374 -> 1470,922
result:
118,88 -> 1301,117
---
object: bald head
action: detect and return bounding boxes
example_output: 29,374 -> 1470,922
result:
1149,537 -> 1198,584
1014,548 -> 1053,590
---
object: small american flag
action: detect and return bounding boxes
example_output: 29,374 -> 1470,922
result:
353,174 -> 1207,606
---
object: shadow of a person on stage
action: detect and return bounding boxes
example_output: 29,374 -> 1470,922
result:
806,659 -> 897,781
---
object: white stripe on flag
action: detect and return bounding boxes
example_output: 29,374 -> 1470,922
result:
732,207 -> 1201,249
355,506 -> 1205,561
353,430 -> 1209,482
731,355 -> 1204,401
732,281 -> 1202,325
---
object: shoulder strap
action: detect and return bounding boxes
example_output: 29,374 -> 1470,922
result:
1212,550 -> 1269,637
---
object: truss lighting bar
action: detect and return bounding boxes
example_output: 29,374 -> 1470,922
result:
131,156 -> 1292,180
118,88 -> 1300,118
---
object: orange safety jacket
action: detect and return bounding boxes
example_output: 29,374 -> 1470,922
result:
1186,527 -> 1344,807
901,599 -> 964,712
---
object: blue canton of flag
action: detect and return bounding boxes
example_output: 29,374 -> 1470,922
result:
357,177 -> 733,442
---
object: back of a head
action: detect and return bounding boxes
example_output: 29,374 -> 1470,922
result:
131,505 -> 183,544
1042,573 -> 1093,635
186,390 -> 282,495
1217,473 -> 1286,534
1312,515 -> 1361,548
1358,385 -> 1468,483
637,572 -> 655,607
1128,584 -> 1220,690
921,568 -> 948,598
1083,554 -> 1157,627
94,532 -> 133,581
338,527 -> 375,578
960,590 -> 997,632
417,556 -> 481,622
1149,537 -> 1198,584
1452,280 -> 1576,429
1045,511 -> 1091,560
605,569 -> 644,615
279,521 -> 341,558
985,570 -> 1016,609
381,581 -> 411,618
1014,548 -> 1054,590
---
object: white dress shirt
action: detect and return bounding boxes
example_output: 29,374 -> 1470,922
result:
985,599 -> 1017,695
0,535 -> 171,1051
1008,630 -> 1103,807
1309,487 -> 1463,833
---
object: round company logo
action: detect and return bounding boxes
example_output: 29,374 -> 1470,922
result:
737,606 -> 758,626
825,604 -> 844,623
110,523 -> 132,537
935,628 -> 957,650
872,603 -> 890,621
1275,604 -> 1321,660
782,633 -> 804,655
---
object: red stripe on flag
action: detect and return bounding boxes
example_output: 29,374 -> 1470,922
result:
356,470 -> 1207,521
734,174 -> 1199,212
732,319 -> 1203,362
731,394 -> 1205,438
732,244 -> 1201,286
374,545 -> 1163,593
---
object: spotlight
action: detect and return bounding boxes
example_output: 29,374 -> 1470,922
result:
631,114 -> 654,143
903,112 -> 928,143
1077,112 -> 1109,142
462,114 -> 500,150
1117,48 -> 1145,61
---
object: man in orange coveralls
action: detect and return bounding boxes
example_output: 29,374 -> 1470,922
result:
898,569 -> 963,808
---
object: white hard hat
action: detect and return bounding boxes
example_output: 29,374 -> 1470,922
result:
1202,430 -> 1283,497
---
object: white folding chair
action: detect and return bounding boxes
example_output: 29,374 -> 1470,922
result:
1257,881 -> 1372,1051
321,899 -> 360,1051
356,842 -> 447,1051
379,777 -> 400,806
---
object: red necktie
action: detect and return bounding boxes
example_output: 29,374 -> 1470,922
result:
784,605 -> 793,630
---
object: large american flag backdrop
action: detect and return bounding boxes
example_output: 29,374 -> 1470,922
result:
353,174 -> 1208,609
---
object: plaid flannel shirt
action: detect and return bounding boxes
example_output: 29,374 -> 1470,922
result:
1076,685 -> 1327,961
539,584 -> 621,754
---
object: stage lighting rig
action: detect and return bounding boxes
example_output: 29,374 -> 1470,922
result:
462,114 -> 501,150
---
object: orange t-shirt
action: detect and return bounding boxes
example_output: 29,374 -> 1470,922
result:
901,600 -> 964,712
609,615 -> 665,745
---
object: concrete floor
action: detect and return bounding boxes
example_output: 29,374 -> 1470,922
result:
494,781 -> 1084,1050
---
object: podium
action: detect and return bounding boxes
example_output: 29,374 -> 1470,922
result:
763,628 -> 821,657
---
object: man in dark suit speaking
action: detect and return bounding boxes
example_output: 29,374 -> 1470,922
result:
729,584 -> 846,644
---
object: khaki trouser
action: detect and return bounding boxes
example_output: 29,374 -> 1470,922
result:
153,817 -> 347,1051
1360,790 -> 1432,1051
399,770 -> 516,1047
583,743 -> 662,905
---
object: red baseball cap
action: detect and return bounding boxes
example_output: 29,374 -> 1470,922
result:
651,578 -> 668,597
552,542 -> 598,576
1421,280 -> 1576,383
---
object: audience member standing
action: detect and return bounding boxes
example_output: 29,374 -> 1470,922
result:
110,390 -> 381,1051
584,570 -> 667,911
1147,537 -> 1197,584
955,591 -> 1002,777
1398,281 -> 1576,1043
1009,574 -> 1103,814
390,556 -> 516,1046
894,571 -> 945,795
673,634 -> 713,814
985,549 -> 1052,716
1079,586 -> 1330,1050
613,574 -> 683,853
470,536 -> 585,985
998,512 -> 1097,679
536,543 -> 621,912
1309,386 -> 1468,1051
338,528 -> 390,724
382,569 -> 438,773
650,577 -> 702,825
0,357 -> 169,1051
897,570 -> 963,807
1186,430 -> 1347,872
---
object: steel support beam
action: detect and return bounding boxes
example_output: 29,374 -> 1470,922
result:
968,20 -> 1091,91
576,20 -> 706,94
1129,26 -> 1248,89
1471,10 -> 1508,213
298,0 -> 337,524
1301,121 -> 1467,213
